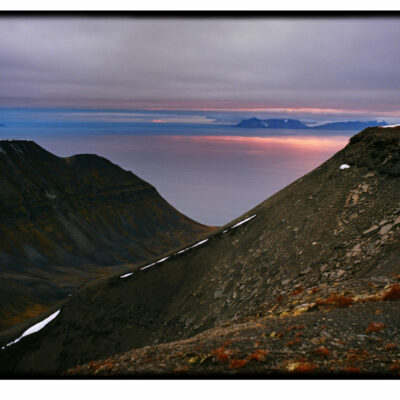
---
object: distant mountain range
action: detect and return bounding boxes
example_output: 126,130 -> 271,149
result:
235,117 -> 388,130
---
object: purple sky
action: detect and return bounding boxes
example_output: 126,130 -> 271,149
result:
1,17 -> 400,121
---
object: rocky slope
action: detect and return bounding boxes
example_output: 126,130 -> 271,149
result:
0,127 -> 399,377
0,140 -> 212,330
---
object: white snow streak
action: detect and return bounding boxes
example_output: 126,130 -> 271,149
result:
382,124 -> 400,128
2,310 -> 61,350
120,272 -> 133,279
231,214 -> 256,229
140,262 -> 156,271
139,256 -> 170,272
190,239 -> 209,248
339,164 -> 350,170
175,247 -> 190,255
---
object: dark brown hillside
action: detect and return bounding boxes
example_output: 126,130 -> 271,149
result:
0,140 -> 213,330
0,127 -> 399,376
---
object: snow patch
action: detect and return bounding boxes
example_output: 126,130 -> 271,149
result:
190,239 -> 209,248
120,272 -> 133,279
139,256 -> 170,271
2,310 -> 60,350
140,262 -> 156,271
340,164 -> 350,170
222,229 -> 228,234
175,247 -> 190,255
381,124 -> 400,128
231,214 -> 256,229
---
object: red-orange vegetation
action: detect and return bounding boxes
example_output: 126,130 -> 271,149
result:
248,350 -> 268,362
211,345 -> 234,363
288,324 -> 304,331
287,338 -> 301,347
314,346 -> 330,357
309,287 -> 319,294
88,361 -> 97,369
389,362 -> 400,372
293,363 -> 317,373
383,343 -> 397,351
229,359 -> 248,369
382,285 -> 400,301
277,331 -> 284,338
290,286 -> 304,296
367,282 -> 376,288
295,332 -> 303,338
316,293 -> 354,308
365,322 -> 385,333
93,359 -> 114,372
277,295 -> 283,302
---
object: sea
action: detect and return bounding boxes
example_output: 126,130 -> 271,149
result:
0,109 -> 357,226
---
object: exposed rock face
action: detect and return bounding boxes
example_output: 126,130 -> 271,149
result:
0,140 -> 213,329
0,127 -> 399,376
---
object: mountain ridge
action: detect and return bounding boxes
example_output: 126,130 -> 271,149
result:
0,140 -> 213,330
0,127 -> 399,376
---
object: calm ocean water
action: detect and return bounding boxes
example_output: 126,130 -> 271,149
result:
0,116 -> 355,225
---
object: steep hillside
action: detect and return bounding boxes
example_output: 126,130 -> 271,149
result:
0,140 -> 213,330
0,127 -> 399,377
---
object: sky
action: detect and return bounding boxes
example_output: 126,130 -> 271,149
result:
1,16 -> 400,122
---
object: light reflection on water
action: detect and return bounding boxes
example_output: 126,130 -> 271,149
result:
28,134 -> 350,226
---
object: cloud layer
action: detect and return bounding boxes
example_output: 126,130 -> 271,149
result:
1,17 -> 400,116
